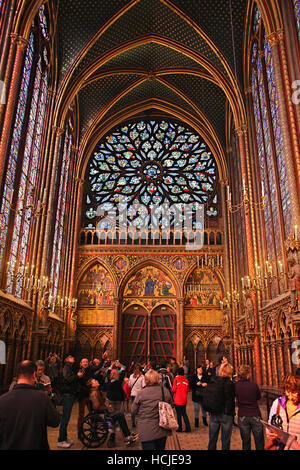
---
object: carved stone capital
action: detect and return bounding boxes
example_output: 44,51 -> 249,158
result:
235,125 -> 247,137
52,126 -> 64,136
15,35 -> 29,51
266,32 -> 280,47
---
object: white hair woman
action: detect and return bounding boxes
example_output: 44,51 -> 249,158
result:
131,369 -> 172,450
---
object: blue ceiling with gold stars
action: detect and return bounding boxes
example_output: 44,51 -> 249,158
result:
56,0 -> 248,149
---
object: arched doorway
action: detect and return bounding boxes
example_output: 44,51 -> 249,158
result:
151,305 -> 176,364
121,304 -> 176,365
122,305 -> 147,365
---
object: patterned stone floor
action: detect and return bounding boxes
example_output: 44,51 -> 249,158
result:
48,392 -> 269,451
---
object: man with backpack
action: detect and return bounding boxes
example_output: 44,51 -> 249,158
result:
157,360 -> 173,392
202,363 -> 235,450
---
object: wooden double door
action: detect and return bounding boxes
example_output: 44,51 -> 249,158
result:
121,304 -> 176,365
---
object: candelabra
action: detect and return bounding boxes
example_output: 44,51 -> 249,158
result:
219,290 -> 240,310
196,253 -> 223,270
23,265 -> 50,295
227,181 -> 266,214
50,293 -> 77,313
241,256 -> 284,292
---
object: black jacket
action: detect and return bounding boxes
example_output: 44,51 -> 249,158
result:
0,384 -> 60,450
219,376 -> 235,416
77,366 -> 94,400
60,362 -> 79,395
106,380 -> 125,402
190,373 -> 208,402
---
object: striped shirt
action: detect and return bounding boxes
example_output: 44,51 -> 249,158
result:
268,396 -> 300,448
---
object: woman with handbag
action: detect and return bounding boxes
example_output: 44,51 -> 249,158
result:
190,365 -> 208,428
129,365 -> 145,428
132,369 -> 172,450
265,374 -> 300,450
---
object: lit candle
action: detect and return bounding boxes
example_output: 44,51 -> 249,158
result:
295,225 -> 298,241
241,277 -> 244,289
261,181 -> 264,198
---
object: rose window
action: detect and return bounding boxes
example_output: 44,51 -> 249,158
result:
84,120 -> 218,229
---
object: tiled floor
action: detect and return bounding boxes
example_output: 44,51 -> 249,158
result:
48,393 -> 269,451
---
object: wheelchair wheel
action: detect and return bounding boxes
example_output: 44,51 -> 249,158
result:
78,413 -> 109,448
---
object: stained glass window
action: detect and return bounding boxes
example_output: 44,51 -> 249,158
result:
264,40 -> 292,235
250,7 -> 292,296
39,4 -> 50,41
0,9 -> 51,297
294,0 -> 300,42
84,120 -> 218,231
0,32 -> 34,265
50,123 -> 73,312
253,3 -> 261,34
7,57 -> 48,294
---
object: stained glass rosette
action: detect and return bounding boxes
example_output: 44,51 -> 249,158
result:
85,120 -> 218,230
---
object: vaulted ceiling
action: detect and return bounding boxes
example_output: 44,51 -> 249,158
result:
55,0 -> 248,156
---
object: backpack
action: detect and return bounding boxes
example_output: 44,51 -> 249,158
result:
159,371 -> 172,391
202,377 -> 225,414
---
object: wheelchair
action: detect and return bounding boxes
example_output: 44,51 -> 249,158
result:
78,411 -> 113,448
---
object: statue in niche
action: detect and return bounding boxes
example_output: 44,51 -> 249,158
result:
222,310 -> 230,337
245,297 -> 255,330
40,291 -> 50,328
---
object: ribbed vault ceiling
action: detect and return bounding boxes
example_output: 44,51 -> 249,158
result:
56,0 -> 248,151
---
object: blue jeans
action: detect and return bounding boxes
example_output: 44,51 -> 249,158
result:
208,414 -> 233,450
58,393 -> 76,442
193,401 -> 207,419
238,416 -> 265,450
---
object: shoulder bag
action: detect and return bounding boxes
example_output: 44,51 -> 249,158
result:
158,385 -> 178,431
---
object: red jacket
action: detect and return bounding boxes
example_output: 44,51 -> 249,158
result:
171,375 -> 189,405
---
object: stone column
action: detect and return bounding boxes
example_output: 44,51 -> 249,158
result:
65,173 -> 83,339
113,296 -> 121,359
271,343 -> 279,388
177,298 -> 184,364
236,126 -> 262,385
38,126 -> 64,321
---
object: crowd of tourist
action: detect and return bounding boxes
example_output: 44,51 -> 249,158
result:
0,351 -> 299,451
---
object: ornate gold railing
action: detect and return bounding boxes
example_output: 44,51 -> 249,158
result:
79,228 -> 223,247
